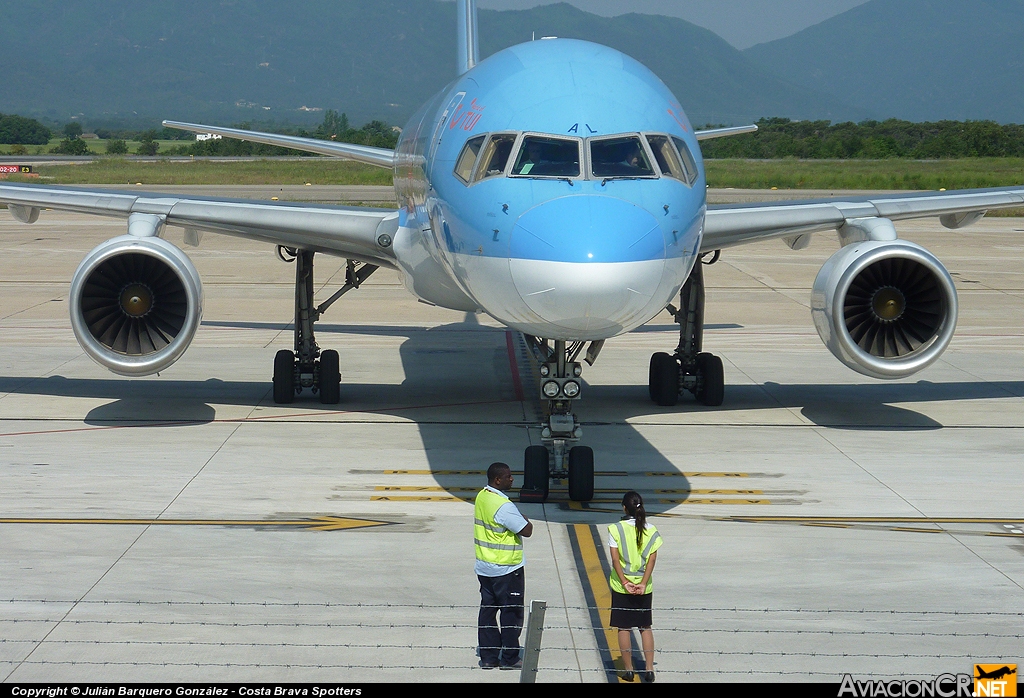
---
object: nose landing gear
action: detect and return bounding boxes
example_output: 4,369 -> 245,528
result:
520,337 -> 598,503
649,253 -> 725,407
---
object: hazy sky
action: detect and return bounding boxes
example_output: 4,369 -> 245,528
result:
477,0 -> 870,49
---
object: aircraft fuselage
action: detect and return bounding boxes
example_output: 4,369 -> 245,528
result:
392,38 -> 706,342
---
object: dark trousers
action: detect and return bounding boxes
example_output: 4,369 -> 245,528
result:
477,567 -> 525,666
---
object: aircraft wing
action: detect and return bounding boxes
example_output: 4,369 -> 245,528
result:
0,182 -> 399,268
163,120 -> 395,168
702,186 -> 1024,252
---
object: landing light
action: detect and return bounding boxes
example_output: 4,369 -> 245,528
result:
539,364 -> 550,377
563,380 -> 580,398
542,380 -> 560,398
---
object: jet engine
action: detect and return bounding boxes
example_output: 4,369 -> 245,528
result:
70,236 -> 203,376
811,239 -> 957,380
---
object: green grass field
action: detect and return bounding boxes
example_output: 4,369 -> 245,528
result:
3,158 -> 392,185
704,157 -> 1024,190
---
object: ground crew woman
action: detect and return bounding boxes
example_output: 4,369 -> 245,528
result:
608,490 -> 662,683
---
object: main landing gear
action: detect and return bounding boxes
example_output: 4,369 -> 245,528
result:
649,252 -> 726,407
520,337 -> 604,504
272,248 -> 377,404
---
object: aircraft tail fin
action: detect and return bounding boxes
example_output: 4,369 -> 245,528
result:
457,0 -> 479,75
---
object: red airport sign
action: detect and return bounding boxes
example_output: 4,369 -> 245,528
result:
0,165 -> 32,174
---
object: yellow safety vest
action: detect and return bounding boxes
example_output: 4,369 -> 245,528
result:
474,488 -> 523,566
608,520 -> 662,594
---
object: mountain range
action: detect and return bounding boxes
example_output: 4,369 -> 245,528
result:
0,0 -> 1019,128
745,0 -> 1024,123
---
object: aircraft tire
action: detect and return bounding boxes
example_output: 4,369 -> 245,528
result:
522,445 -> 550,502
273,350 -> 295,404
568,446 -> 595,502
696,352 -> 725,406
649,352 -> 680,406
319,349 -> 341,404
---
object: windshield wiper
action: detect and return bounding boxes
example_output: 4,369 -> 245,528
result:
601,176 -> 643,186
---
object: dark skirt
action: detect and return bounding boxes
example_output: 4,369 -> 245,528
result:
610,590 -> 653,629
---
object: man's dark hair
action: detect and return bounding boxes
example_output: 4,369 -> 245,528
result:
487,462 -> 511,484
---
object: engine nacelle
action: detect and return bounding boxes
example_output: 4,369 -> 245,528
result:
811,240 -> 958,380
70,236 -> 203,376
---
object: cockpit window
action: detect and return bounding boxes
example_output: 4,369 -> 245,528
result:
645,134 -> 688,184
511,135 -> 581,178
589,135 -> 655,178
454,135 -> 486,183
671,136 -> 699,185
474,133 -> 517,181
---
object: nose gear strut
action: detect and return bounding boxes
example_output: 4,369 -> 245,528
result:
520,336 -> 596,503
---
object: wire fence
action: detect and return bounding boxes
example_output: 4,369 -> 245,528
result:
2,599 -> 1020,679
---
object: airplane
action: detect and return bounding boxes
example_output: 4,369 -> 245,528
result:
2,0 -> 1023,503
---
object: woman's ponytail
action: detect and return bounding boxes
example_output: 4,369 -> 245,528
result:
621,490 -> 646,548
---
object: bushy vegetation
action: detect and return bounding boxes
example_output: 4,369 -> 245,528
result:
0,113 -> 51,144
136,130 -> 159,156
50,137 -> 91,155
701,118 -> 1024,159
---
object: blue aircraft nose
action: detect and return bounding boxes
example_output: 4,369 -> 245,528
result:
509,195 -> 665,264
508,195 -> 667,338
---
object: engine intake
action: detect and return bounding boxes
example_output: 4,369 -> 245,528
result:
70,236 -> 203,376
811,240 -> 957,379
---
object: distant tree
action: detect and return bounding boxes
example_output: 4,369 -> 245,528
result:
9,144 -> 27,156
106,139 -> 129,155
136,130 -> 159,156
0,113 -> 51,145
63,122 -> 83,139
51,138 -> 90,155
317,109 -> 351,140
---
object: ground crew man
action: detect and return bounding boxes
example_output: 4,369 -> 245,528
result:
474,461 -> 533,669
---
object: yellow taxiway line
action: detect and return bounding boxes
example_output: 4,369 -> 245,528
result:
571,523 -> 628,682
0,516 -> 390,532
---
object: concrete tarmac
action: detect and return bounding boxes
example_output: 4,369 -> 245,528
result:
0,195 -> 1022,683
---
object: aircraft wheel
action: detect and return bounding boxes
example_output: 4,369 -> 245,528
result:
273,350 -> 295,404
319,349 -> 341,404
521,445 -> 550,502
649,352 -> 680,406
696,352 -> 725,407
568,446 -> 595,502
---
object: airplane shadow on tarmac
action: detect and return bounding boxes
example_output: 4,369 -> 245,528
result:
1,314 -> 1022,509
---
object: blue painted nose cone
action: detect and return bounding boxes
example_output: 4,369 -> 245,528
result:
510,195 -> 664,263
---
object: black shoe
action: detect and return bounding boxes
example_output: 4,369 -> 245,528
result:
500,659 -> 523,670
481,661 -> 499,670
643,671 -> 655,683
620,670 -> 635,682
